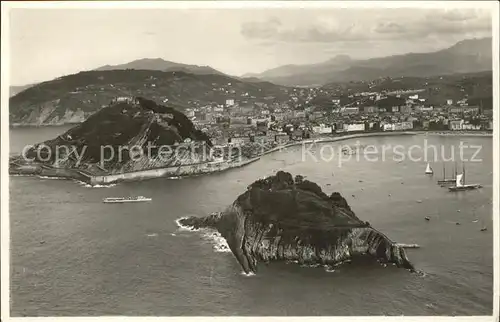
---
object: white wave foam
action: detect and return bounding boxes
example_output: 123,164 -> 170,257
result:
167,176 -> 182,180
175,217 -> 230,253
175,217 -> 201,232
38,176 -> 67,180
76,180 -> 117,188
201,231 -> 231,253
93,184 -> 116,188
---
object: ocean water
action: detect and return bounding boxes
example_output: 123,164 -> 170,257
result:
9,128 -> 493,316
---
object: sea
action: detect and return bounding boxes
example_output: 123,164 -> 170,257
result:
8,126 -> 493,316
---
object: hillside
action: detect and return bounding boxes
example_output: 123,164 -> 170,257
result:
244,54 -> 353,80
95,58 -> 226,76
250,38 -> 492,86
10,97 -> 212,175
9,70 -> 291,126
10,84 -> 35,97
319,71 -> 493,109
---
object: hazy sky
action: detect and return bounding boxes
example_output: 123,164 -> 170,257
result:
9,7 -> 492,85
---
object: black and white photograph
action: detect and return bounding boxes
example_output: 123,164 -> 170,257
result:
1,1 -> 499,319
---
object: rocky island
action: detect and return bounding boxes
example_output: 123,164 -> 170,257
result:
9,97 -> 260,184
179,171 -> 415,274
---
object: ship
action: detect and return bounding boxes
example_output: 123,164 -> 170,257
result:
437,163 -> 456,185
103,196 -> 152,203
448,165 -> 482,192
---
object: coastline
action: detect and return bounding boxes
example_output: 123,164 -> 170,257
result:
9,130 -> 492,186
261,130 -> 492,156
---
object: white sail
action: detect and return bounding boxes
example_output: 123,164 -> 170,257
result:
456,174 -> 464,187
425,163 -> 433,174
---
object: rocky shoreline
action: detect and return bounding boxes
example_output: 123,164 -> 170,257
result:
178,171 -> 416,274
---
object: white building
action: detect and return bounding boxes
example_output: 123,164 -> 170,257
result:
420,106 -> 434,112
225,99 -> 235,107
448,120 -> 464,130
462,123 -> 481,130
383,123 -> 395,131
345,123 -> 365,132
312,124 -> 333,134
342,107 -> 359,115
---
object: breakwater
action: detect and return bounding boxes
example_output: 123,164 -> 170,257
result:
9,157 -> 261,186
86,157 -> 260,185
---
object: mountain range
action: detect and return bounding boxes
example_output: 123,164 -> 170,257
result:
9,70 -> 290,126
95,58 -> 227,76
11,37 -> 492,95
245,37 -> 493,86
10,84 -> 35,97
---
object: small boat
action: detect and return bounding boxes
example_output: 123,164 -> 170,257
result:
448,165 -> 482,192
425,163 -> 433,175
103,196 -> 152,203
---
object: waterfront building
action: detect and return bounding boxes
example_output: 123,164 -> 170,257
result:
448,119 -> 464,130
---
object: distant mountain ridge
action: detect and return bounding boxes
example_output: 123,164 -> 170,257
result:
95,58 -> 227,76
248,37 -> 493,86
10,84 -> 35,97
9,69 -> 291,126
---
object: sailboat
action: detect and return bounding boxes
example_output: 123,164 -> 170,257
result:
437,163 -> 456,185
425,163 -> 433,175
449,164 -> 482,191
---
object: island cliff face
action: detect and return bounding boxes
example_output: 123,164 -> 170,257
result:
179,171 -> 415,274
